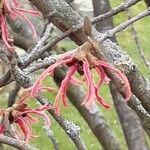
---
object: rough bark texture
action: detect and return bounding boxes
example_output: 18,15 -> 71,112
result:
92,0 -> 150,147
28,0 -> 150,148
101,42 -> 150,112
0,135 -> 38,150
54,68 -> 121,150
29,0 -> 150,114
36,95 -> 87,150
8,82 -> 20,107
92,0 -> 116,42
128,95 -> 150,137
110,83 -> 149,150
29,0 -> 87,45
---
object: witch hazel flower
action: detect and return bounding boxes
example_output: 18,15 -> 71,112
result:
0,99 -> 51,142
0,0 -> 41,51
27,38 -> 131,114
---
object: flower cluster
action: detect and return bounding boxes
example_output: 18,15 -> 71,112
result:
0,98 -> 51,142
0,0 -> 41,51
0,10 -> 131,142
27,40 -> 131,114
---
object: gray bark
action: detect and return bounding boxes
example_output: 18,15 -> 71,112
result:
92,0 -> 116,42
28,0 -> 150,113
92,0 -> 149,148
54,67 -> 121,150
110,83 -> 149,150
29,0 -> 150,148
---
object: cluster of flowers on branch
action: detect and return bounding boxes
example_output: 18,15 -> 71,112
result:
0,10 -> 131,142
25,37 -> 131,114
0,0 -> 41,51
0,96 -> 51,142
19,16 -> 131,115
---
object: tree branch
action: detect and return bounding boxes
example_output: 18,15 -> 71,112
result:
128,95 -> 150,137
110,83 -> 149,150
124,3 -> 150,73
0,135 -> 38,150
36,95 -> 87,150
0,0 -> 144,87
100,9 -> 150,41
0,46 -> 87,150
8,82 -> 21,107
28,0 -> 150,114
53,67 -> 121,150
43,125 -> 59,150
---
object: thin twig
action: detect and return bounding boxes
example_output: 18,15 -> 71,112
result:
25,0 -> 141,66
43,125 -> 59,150
124,1 -> 150,72
92,0 -> 141,24
23,50 -> 77,73
22,8 -> 150,69
23,27 -> 76,68
36,95 -> 87,150
27,23 -> 53,53
100,9 -> 150,41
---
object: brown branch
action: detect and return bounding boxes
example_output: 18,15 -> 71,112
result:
22,51 -> 150,138
92,0 -> 149,148
22,48 -> 150,142
27,23 -> 53,53
8,67 -> 88,149
26,0 -> 141,65
23,26 -> 75,68
92,0 -> 117,42
0,22 -> 52,86
1,0 -> 150,149
1,49 -> 87,150
4,0 -> 148,125
21,4 -> 150,149
101,39 -> 150,112
92,0 -> 141,24
0,0 -> 149,149
1,27 -> 120,150
0,134 -> 38,150
93,0 -> 150,149
19,8 -> 150,69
